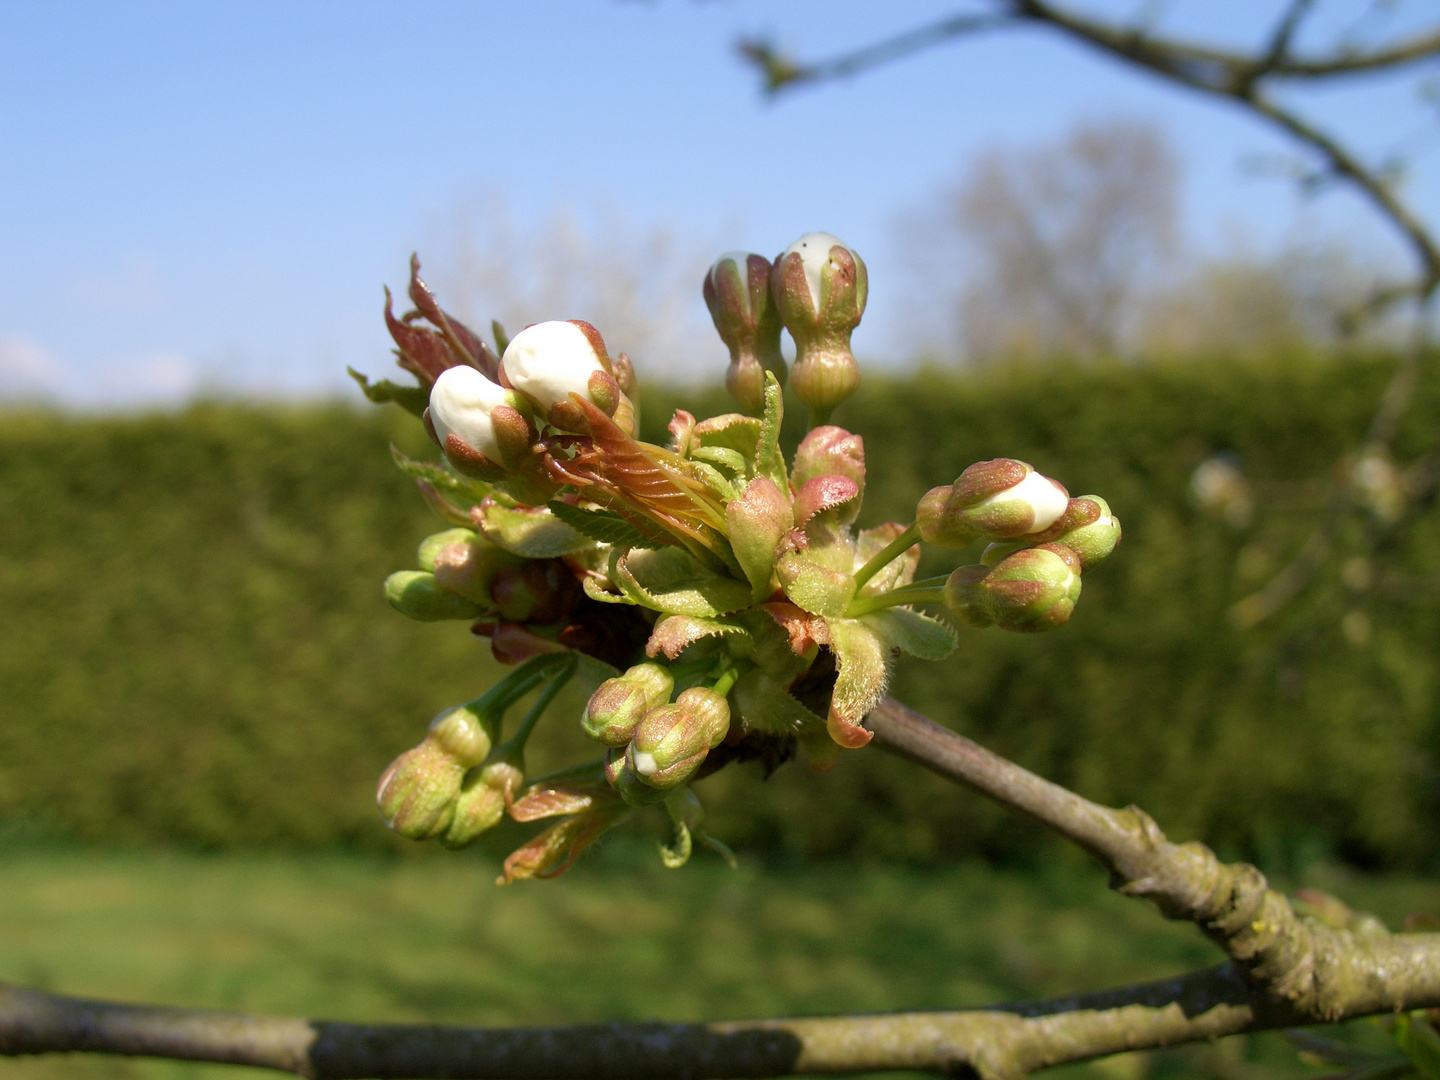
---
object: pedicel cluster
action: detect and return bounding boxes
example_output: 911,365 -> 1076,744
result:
349,235 -> 1122,883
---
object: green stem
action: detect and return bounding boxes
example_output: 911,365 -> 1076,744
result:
851,522 -> 921,591
505,654 -> 577,751
844,576 -> 948,618
709,665 -> 741,698
475,652 -> 573,718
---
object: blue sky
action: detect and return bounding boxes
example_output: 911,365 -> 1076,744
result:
1,1 -> 1436,406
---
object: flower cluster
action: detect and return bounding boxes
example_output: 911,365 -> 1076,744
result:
353,235 -> 1121,883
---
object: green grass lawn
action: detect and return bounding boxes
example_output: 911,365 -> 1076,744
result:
1,841 -> 1434,1079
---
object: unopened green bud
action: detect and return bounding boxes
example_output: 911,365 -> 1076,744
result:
917,485 -> 977,548
1051,496 -> 1120,571
772,233 -> 867,425
417,528 -> 478,572
440,758 -> 524,850
430,539 -> 523,605
980,496 -> 1121,572
624,685 -> 731,793
581,662 -> 675,747
703,252 -> 786,414
922,459 -> 1069,546
946,544 -> 1082,633
376,742 -> 462,840
375,702 -> 500,841
384,570 -> 483,622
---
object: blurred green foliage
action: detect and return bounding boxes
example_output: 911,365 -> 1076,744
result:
1,350 -> 1437,867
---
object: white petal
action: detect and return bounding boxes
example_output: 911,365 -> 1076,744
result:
982,470 -> 1069,533
501,321 -> 605,414
631,750 -> 658,777
429,366 -> 508,460
782,232 -> 847,312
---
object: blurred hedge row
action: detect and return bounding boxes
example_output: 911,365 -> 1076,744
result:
2,351 -> 1438,868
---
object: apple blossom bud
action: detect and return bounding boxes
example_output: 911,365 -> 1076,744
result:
430,539 -> 523,606
376,741 -> 460,839
703,252 -> 786,414
771,233 -> 867,425
581,662 -> 675,747
427,367 -> 538,481
500,320 -> 620,432
416,528 -> 478,572
946,544 -> 1082,633
440,758 -> 524,849
1049,496 -> 1120,571
375,705 -> 495,840
384,571 -> 484,622
980,496 -> 1121,572
623,687 -> 731,794
916,485 -> 978,548
923,459 -> 1069,546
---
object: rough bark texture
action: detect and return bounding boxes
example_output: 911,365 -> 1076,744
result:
5,699 -> 1440,1078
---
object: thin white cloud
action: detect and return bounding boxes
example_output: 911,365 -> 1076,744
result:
0,334 -> 68,399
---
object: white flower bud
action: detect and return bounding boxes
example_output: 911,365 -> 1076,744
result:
979,470 -> 1070,535
501,320 -> 608,416
781,232 -> 849,313
428,366 -> 509,460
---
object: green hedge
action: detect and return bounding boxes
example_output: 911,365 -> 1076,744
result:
2,351 -> 1437,868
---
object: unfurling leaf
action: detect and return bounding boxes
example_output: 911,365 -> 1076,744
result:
861,607 -> 956,661
349,368 -> 429,417
547,500 -> 662,549
612,547 -> 753,617
474,497 -> 590,557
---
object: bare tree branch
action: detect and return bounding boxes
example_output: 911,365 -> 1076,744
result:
8,699 -> 1440,1076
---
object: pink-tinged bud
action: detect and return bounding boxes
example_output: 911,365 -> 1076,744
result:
703,251 -> 786,414
376,741 -> 460,839
916,486 -> 977,548
500,320 -> 619,432
772,233 -> 867,425
727,476 -> 795,598
792,426 -> 865,493
384,571 -> 484,622
927,459 -> 1070,543
622,686 -> 731,795
581,662 -> 675,747
945,544 -> 1083,633
430,539 -> 523,606
791,475 -> 860,528
416,528 -> 477,571
375,702 -> 495,841
441,758 -> 524,850
981,495 -> 1121,572
488,560 -> 579,624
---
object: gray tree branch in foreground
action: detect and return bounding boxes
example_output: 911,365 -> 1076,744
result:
5,697 -> 1439,1078
741,1 -> 1440,629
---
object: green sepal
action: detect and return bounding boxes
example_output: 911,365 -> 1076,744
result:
755,372 -> 788,490
389,444 -> 492,504
860,607 -> 957,661
646,614 -> 748,660
383,571 -> 483,622
583,575 -> 637,605
611,547 -> 753,617
691,445 -> 749,475
547,500 -> 659,549
476,501 -> 591,558
825,617 -> 891,727
348,367 -> 428,417
731,668 -> 823,736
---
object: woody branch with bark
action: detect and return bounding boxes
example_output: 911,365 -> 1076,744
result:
740,0 -> 1440,630
5,232 -> 1440,1077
